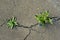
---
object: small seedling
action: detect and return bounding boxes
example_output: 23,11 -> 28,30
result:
35,11 -> 53,26
7,17 -> 18,29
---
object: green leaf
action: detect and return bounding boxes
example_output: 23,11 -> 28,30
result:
49,18 -> 53,24
35,11 -> 53,27
14,22 -> 18,25
35,15 -> 41,23
7,17 -> 18,29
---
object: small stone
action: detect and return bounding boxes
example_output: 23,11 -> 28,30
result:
37,8 -> 40,10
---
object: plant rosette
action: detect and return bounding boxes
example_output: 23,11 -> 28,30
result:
7,17 -> 18,29
35,11 -> 53,28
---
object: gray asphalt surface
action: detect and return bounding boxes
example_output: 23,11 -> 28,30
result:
0,0 -> 60,40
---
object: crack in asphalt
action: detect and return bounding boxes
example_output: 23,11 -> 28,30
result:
17,23 -> 39,40
24,29 -> 31,40
0,17 -> 60,40
0,21 -> 40,40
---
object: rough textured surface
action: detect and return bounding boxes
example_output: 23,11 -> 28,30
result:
0,0 -> 60,40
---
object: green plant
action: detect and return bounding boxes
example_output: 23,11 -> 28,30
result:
7,17 -> 18,29
35,11 -> 53,26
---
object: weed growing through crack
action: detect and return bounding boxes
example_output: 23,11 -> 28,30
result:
35,11 -> 53,27
7,17 -> 18,29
